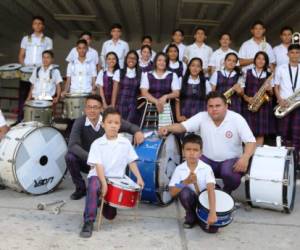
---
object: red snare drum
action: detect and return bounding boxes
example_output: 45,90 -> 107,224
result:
105,176 -> 141,209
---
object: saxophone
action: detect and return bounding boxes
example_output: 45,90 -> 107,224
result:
248,73 -> 273,112
223,87 -> 235,104
274,89 -> 300,118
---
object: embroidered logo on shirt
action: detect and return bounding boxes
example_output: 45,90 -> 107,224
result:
225,130 -> 233,139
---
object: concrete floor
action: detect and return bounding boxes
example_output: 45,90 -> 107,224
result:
0,174 -> 300,250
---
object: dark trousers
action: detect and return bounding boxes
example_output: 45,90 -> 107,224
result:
179,187 -> 218,233
17,80 -> 31,122
65,152 -> 90,192
84,176 -> 117,222
201,155 -> 241,194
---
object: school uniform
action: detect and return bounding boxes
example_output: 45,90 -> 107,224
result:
18,33 -> 53,122
242,68 -> 276,136
116,68 -> 141,124
210,69 -> 244,113
139,59 -> 153,73
274,63 -> 300,151
66,58 -> 97,93
208,48 -> 238,72
84,134 -> 138,222
238,38 -> 275,71
100,39 -> 129,69
182,110 -> 256,193
168,61 -> 186,79
96,69 -> 120,105
0,110 -> 6,127
136,49 -> 156,62
273,44 -> 289,66
163,43 -> 186,61
180,76 -> 210,118
66,47 -> 99,66
183,43 -> 213,72
29,64 -> 62,99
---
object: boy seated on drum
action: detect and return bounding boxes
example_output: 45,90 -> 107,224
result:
169,133 -> 218,233
26,50 -> 62,104
80,107 -> 144,238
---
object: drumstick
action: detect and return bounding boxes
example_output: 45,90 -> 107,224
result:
97,197 -> 105,231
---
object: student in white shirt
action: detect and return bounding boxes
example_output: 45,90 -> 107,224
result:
80,107 -> 144,238
273,26 -> 293,67
62,40 -> 97,96
169,134 -> 217,232
66,31 -> 100,70
274,44 -> 300,163
17,16 -> 53,122
26,50 -> 62,104
100,23 -> 129,69
183,27 -> 213,76
0,109 -> 9,140
163,29 -> 186,61
96,52 -> 120,108
239,20 -> 275,72
136,35 -> 156,61
208,33 -> 238,75
160,91 -> 256,194
166,44 -> 186,79
138,45 -> 153,73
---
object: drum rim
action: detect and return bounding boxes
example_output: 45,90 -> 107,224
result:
20,66 -> 35,73
196,206 -> 233,227
25,100 -> 53,108
0,63 -> 22,71
10,125 -> 67,195
198,189 -> 235,216
107,177 -> 141,192
65,93 -> 90,97
105,201 -> 137,209
283,150 -> 296,213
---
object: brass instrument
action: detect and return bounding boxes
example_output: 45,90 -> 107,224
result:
274,89 -> 300,118
223,87 -> 235,104
261,36 -> 267,51
292,32 -> 300,45
248,73 -> 273,112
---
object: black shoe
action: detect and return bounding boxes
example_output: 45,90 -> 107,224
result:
80,221 -> 93,238
183,221 -> 194,229
0,184 -> 5,190
70,189 -> 86,200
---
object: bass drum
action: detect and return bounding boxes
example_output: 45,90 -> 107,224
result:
0,122 -> 67,195
131,134 -> 181,205
245,146 -> 296,213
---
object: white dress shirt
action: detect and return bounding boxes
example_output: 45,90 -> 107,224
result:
208,48 -> 238,71
20,33 -> 53,66
183,43 -> 213,70
163,43 -> 187,61
136,49 -> 156,61
66,47 -> 99,66
0,110 -> 6,127
85,116 -> 102,132
273,44 -> 289,66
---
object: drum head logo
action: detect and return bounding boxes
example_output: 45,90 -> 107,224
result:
225,130 -> 233,139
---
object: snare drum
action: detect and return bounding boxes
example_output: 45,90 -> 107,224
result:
245,146 -> 296,213
63,93 -> 89,120
105,176 -> 141,209
24,100 -> 53,125
131,134 -> 181,205
0,122 -> 67,194
20,66 -> 35,81
196,189 -> 234,227
0,63 -> 21,79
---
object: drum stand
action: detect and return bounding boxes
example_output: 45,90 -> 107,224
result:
97,197 -> 105,231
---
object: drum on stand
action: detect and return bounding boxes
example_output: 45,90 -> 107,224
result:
131,134 -> 181,205
20,66 -> 35,82
24,100 -> 53,125
245,146 -> 296,213
0,63 -> 21,79
0,122 -> 67,195
63,93 -> 89,120
196,189 -> 235,227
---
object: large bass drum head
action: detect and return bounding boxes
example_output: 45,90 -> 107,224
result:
157,134 -> 181,204
14,126 -> 67,194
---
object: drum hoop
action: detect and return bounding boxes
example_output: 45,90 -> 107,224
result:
65,93 -> 89,98
0,64 -> 21,71
25,101 -> 53,108
107,179 -> 141,192
105,201 -> 136,209
196,207 -> 233,227
283,150 -> 296,213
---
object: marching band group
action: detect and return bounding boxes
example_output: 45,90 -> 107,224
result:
0,15 -> 299,238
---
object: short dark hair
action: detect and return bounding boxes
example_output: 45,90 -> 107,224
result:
194,26 -> 206,35
142,35 -> 152,42
182,133 -> 203,150
102,107 -> 121,122
76,39 -> 88,46
251,20 -> 265,29
32,16 -> 45,24
42,50 -> 54,58
219,32 -> 232,40
172,28 -> 184,36
80,31 -> 92,38
206,91 -> 227,105
110,23 -> 122,31
288,44 -> 300,51
141,44 -> 152,54
280,26 -> 293,34
86,95 -> 103,105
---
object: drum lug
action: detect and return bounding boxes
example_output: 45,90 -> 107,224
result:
244,174 -> 250,180
7,159 -> 16,164
15,137 -> 24,142
282,179 -> 289,186
118,191 -> 123,203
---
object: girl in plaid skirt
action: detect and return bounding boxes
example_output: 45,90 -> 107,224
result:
242,51 -> 276,145
166,44 -> 186,79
